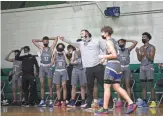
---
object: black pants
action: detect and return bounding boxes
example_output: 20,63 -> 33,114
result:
66,64 -> 73,101
22,74 -> 38,104
85,64 -> 104,107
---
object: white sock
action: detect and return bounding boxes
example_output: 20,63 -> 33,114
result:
50,99 -> 53,103
118,98 -> 121,102
94,99 -> 98,103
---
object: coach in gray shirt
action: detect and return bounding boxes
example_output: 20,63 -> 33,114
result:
60,29 -> 105,109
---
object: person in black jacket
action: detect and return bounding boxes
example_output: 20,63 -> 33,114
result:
20,46 -> 39,106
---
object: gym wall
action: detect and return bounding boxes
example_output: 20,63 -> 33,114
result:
1,1 -> 163,68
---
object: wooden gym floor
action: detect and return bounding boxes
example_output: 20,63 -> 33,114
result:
1,106 -> 163,116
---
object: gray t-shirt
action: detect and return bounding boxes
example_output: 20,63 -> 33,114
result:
118,48 -> 130,65
106,38 -> 119,61
55,53 -> 67,69
40,47 -> 52,64
64,38 -> 105,68
73,50 -> 83,69
140,44 -> 155,66
13,60 -> 22,74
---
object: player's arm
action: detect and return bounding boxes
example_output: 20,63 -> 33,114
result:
59,36 -> 80,48
63,51 -> 69,65
99,40 -> 117,60
5,50 -> 15,62
50,36 -> 59,50
146,46 -> 155,61
32,39 -> 43,50
51,50 -> 57,66
70,51 -> 77,65
135,47 -> 142,62
126,39 -> 138,51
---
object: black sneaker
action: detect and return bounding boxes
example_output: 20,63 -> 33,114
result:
11,101 -> 17,106
17,102 -> 22,106
83,104 -> 90,108
22,102 -> 29,107
81,100 -> 87,108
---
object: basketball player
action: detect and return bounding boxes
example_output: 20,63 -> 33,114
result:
52,43 -> 69,107
66,45 -> 76,102
32,36 -> 58,107
67,47 -> 87,108
135,32 -> 156,108
5,48 -> 23,105
59,29 -> 105,110
115,39 -> 138,107
96,26 -> 137,114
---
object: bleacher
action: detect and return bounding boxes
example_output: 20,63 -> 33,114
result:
1,63 -> 163,101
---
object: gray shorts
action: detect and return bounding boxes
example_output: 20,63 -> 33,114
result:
12,74 -> 22,88
121,66 -> 131,79
71,68 -> 87,86
140,64 -> 154,81
53,69 -> 69,84
39,65 -> 53,78
104,61 -> 121,83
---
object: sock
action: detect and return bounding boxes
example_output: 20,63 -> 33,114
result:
94,99 -> 98,103
49,99 -> 52,103
118,98 -> 121,102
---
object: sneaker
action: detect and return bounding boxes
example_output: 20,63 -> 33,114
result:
95,107 -> 109,114
11,101 -> 17,106
81,100 -> 87,108
126,104 -> 137,114
67,100 -> 75,108
91,101 -> 99,109
149,101 -> 157,108
54,101 -> 61,107
23,102 -> 29,107
83,104 -> 93,112
115,101 -> 123,108
37,100 -> 46,107
136,99 -> 148,108
17,102 -> 22,106
61,101 -> 67,108
149,108 -> 156,115
48,101 -> 53,108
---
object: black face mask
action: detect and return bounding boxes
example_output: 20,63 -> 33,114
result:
119,44 -> 125,48
101,35 -> 106,39
15,52 -> 20,60
57,48 -> 64,52
44,43 -> 49,47
142,39 -> 148,44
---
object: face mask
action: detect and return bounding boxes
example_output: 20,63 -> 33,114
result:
119,44 -> 125,49
81,35 -> 87,39
57,48 -> 64,52
44,43 -> 48,47
142,39 -> 148,44
101,35 -> 106,39
24,52 -> 29,55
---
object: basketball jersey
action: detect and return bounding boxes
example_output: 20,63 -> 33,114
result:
73,50 -> 83,69
140,44 -> 155,66
55,53 -> 67,69
106,38 -> 118,61
118,48 -> 130,65
13,60 -> 22,74
40,47 -> 52,64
